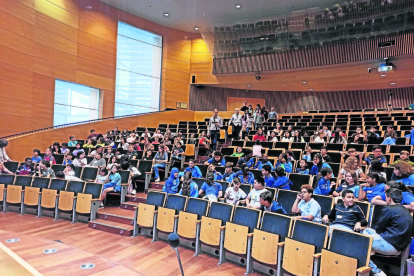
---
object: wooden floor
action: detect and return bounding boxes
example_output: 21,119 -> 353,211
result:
0,211 -> 262,276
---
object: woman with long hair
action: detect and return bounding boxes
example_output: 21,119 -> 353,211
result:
310,153 -> 332,175
0,139 -> 12,162
179,171 -> 199,198
199,172 -> 223,202
330,131 -> 347,144
338,156 -> 366,180
392,161 -> 414,185
291,130 -> 305,143
333,171 -> 360,197
382,129 -> 398,145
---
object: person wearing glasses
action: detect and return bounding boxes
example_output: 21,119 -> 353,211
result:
291,184 -> 322,223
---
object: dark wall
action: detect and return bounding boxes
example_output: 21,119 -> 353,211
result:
189,85 -> 414,112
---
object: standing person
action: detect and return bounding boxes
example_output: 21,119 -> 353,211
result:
363,189 -> 413,276
253,108 -> 264,129
229,108 -> 243,140
261,106 -> 268,121
208,109 -> 223,151
0,139 -> 12,162
268,107 -> 278,120
240,101 -> 248,112
243,112 -> 254,134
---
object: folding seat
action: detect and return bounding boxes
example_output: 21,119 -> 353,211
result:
221,207 -> 261,271
3,175 -> 33,212
327,163 -> 340,177
288,173 -> 312,192
389,145 -> 412,154
320,229 -> 372,276
309,142 -> 325,150
21,177 -> 50,215
181,144 -> 196,167
38,178 -> 67,217
221,147 -> 234,156
282,219 -> 328,276
72,182 -> 102,223
327,152 -> 342,163
345,144 -> 365,152
3,161 -> 19,173
79,167 -> 98,182
135,160 -> 153,191
55,180 -> 85,220
153,194 -> 188,241
240,184 -> 252,196
224,156 -> 239,168
268,149 -> 284,161
290,142 -> 306,151
248,212 -> 293,275
276,190 -> 299,215
176,198 -> 210,254
274,142 -> 289,150
216,181 -> 230,196
336,198 -> 370,219
313,194 -> 334,217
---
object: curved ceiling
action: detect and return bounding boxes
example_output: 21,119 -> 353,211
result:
100,0 -> 342,33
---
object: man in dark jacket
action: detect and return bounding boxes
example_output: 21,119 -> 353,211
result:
363,189 -> 413,276
322,190 -> 367,234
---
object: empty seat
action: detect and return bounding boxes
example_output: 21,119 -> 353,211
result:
154,194 -> 187,241
38,179 -> 67,217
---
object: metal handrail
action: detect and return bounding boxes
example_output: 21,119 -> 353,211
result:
0,109 -> 175,140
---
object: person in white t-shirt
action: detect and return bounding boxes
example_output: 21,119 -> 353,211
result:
224,178 -> 247,206
246,176 -> 268,209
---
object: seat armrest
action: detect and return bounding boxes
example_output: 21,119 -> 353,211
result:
174,215 -> 179,218
220,226 -> 226,230
247,233 -> 254,237
134,206 -> 139,210
145,172 -> 152,174
73,196 -> 77,199
153,210 -> 158,213
121,183 -> 129,186
313,253 -> 322,259
356,266 -> 372,273
196,220 -> 201,224
90,199 -> 101,201
277,242 -> 285,247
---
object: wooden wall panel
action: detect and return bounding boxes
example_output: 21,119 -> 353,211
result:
0,0 -> 192,137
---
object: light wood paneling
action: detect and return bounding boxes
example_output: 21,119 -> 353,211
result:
0,0 -> 35,24
75,71 -> 114,91
34,11 -> 78,42
33,26 -> 77,55
77,31 -> 116,55
32,73 -> 55,91
76,56 -> 115,79
166,48 -> 191,63
165,80 -> 190,94
78,17 -> 116,42
163,59 -> 191,73
0,79 -> 33,102
0,26 -> 34,55
0,62 -> 33,86
32,57 -> 77,82
33,42 -> 77,69
164,69 -> 190,83
0,9 -> 34,39
77,44 -> 116,67
46,0 -> 79,15
190,53 -> 213,63
0,44 -> 33,71
34,0 -> 78,28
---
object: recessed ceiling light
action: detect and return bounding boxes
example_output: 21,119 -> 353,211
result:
164,13 -> 169,17
303,81 -> 307,84
86,5 -> 92,9
381,74 -> 386,77
310,88 -> 314,91
235,4 -> 242,9
194,27 -> 199,31
390,82 -> 396,85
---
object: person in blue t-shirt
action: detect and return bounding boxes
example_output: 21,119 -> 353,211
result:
207,164 -> 223,181
199,172 -> 223,202
237,149 -> 255,168
254,153 -> 273,170
314,167 -> 336,195
179,171 -> 199,198
229,164 -> 255,185
273,167 -> 292,190
261,164 -> 275,187
221,162 -> 235,182
333,171 -> 360,198
371,181 -> 414,211
393,161 -> 414,186
162,167 -> 180,194
274,153 -> 293,173
410,127 -> 414,146
184,159 -> 202,178
296,159 -> 310,174
204,151 -> 226,166
259,191 -> 287,214
310,153 -> 332,176
359,173 -> 386,203
31,149 -> 42,164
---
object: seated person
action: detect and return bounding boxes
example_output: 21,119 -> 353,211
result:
274,153 -> 292,173
368,160 -> 387,180
363,129 -> 379,145
330,131 -> 347,144
171,142 -> 184,166
198,131 -> 210,148
310,154 -> 332,175
63,153 -> 73,165
162,167 -> 180,194
259,191 -> 287,214
223,178 -> 247,206
273,167 -> 293,190
313,130 -> 325,143
254,153 -> 273,170
320,146 -> 331,163
229,164 -> 254,185
364,146 -> 387,166
103,148 -> 115,159
371,181 -> 414,211
184,159 -> 202,178
16,158 -> 33,175
99,166 -> 122,208
153,147 -> 168,182
89,145 -> 103,157
60,143 -> 70,154
36,160 -> 56,178
252,140 -> 263,157
32,149 -> 42,164
73,152 -> 87,167
188,133 -> 197,145
179,171 -> 199,198
333,171 -> 360,197
322,190 -> 367,235
363,189 -> 413,276
142,149 -> 153,161
83,138 -> 95,148
220,162 -> 235,182
245,176 -> 268,209
72,143 -> 84,156
204,151 -> 226,166
302,146 -> 312,162
359,172 -> 386,220
392,161 -> 414,185
261,164 -> 275,187
68,135 -> 78,147
199,172 -> 223,202
296,159 -> 309,174
120,161 -> 141,195
390,150 -> 414,167
286,150 -> 295,162
292,184 -> 322,223
252,129 -> 266,142
95,168 -> 109,184
382,129 -> 397,145
43,148 -> 56,166
231,146 -> 244,157
207,164 -> 223,181
88,153 -> 106,168
125,145 -> 139,160
236,149 -> 254,168
338,156 -> 365,180
313,167 -> 335,195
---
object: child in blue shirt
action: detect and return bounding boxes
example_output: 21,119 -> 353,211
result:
371,181 -> 414,208
179,171 -> 199,198
229,164 -> 255,185
359,173 -> 386,203
273,167 -> 292,190
63,153 -> 73,165
31,149 -> 42,164
333,171 -> 360,198
100,165 -> 122,208
68,135 -> 78,147
274,153 -> 292,173
199,172 -> 223,202
204,151 -> 226,166
314,167 -> 336,195
296,159 -> 309,174
261,164 -> 275,187
163,167 -> 180,194
184,159 -> 202,178
259,191 -> 287,214
310,154 -> 333,176
254,154 -> 273,170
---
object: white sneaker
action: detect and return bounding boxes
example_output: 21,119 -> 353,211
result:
155,178 -> 160,182
373,271 -> 387,276
131,189 -> 136,195
99,203 -> 104,209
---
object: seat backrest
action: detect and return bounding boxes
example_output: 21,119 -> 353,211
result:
0,174 -> 16,186
165,194 -> 187,211
81,167 -> 98,181
327,163 -> 340,176
185,198 -> 209,218
73,166 -> 83,178
66,181 -> 85,195
275,142 -> 289,150
192,178 -> 206,188
221,147 -> 234,156
291,219 -> 328,254
49,179 -> 68,191
146,190 -> 166,207
84,182 -> 102,199
328,152 -> 342,163
32,177 -> 50,190
326,143 -> 344,152
3,162 -> 19,173
119,170 -> 130,184
138,160 -> 153,180
276,190 -> 299,215
216,181 -> 229,193
208,202 -> 234,225
288,174 -> 311,192
232,206 -> 261,232
240,184 -> 252,195
261,212 -> 292,242
13,175 -> 33,190
370,205 -> 384,228
329,229 -> 372,268
52,165 -> 66,176
313,195 -> 334,217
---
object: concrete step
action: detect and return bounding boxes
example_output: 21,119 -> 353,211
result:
88,219 -> 134,236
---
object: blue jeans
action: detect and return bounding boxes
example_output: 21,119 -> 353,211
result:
210,130 -> 220,150
153,163 -> 165,179
246,127 -> 250,134
363,228 -> 399,273
328,224 -> 353,236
